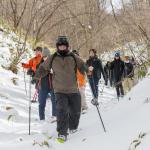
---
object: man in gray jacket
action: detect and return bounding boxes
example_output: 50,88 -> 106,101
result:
38,36 -> 87,142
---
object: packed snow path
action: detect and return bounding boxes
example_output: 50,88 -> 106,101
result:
0,69 -> 150,150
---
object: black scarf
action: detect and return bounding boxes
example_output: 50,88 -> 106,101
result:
57,49 -> 69,57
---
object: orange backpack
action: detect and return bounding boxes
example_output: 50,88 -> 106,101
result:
77,70 -> 86,87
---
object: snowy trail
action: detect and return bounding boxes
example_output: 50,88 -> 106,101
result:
1,23 -> 150,150
0,70 -> 116,149
0,68 -> 150,150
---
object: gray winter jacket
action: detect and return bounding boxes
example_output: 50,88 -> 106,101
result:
37,52 -> 87,93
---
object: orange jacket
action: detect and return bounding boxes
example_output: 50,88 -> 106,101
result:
22,54 -> 42,72
77,70 -> 86,87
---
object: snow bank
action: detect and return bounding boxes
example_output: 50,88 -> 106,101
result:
0,28 -> 33,67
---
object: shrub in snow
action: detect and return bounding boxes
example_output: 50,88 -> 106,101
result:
11,77 -> 19,85
128,132 -> 147,150
0,26 -> 33,74
6,107 -> 19,122
33,140 -> 51,148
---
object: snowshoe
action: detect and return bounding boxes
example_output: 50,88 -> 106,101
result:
56,135 -> 67,143
81,108 -> 88,114
69,129 -> 78,134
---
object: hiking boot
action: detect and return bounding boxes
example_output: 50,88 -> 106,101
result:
57,134 -> 67,143
69,129 -> 78,134
81,108 -> 88,114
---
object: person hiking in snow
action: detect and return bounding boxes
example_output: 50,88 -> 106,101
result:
22,47 -> 42,83
124,56 -> 134,79
110,52 -> 125,98
36,36 -> 87,142
130,56 -> 139,86
86,49 -> 105,99
35,47 -> 56,121
72,50 -> 88,113
104,61 -> 113,87
130,56 -> 137,66
123,56 -> 134,93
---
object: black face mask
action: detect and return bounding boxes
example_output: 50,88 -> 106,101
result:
58,49 -> 69,56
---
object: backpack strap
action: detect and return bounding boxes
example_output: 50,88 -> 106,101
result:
69,52 -> 77,74
50,52 -> 77,74
49,52 -> 58,70
49,52 -> 78,84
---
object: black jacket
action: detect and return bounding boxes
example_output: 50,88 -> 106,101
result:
124,62 -> 134,78
110,58 -> 125,83
104,63 -> 113,81
35,59 -> 52,91
86,56 -> 105,79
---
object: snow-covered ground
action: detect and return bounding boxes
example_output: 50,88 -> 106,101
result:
0,65 -> 150,150
1,27 -> 150,150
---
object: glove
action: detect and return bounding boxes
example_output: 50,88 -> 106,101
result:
22,63 -> 25,67
91,98 -> 99,106
27,68 -> 35,76
31,78 -> 36,84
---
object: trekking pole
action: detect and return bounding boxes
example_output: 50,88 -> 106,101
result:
31,77 -> 41,103
86,75 -> 106,132
23,68 -> 27,96
29,75 -> 32,135
113,69 -> 135,101
95,104 -> 106,132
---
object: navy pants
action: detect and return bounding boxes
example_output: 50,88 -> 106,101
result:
88,77 -> 99,98
38,89 -> 56,120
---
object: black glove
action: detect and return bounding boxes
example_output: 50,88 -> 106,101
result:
22,63 -> 25,67
31,78 -> 36,84
27,68 -> 35,77
91,98 -> 99,106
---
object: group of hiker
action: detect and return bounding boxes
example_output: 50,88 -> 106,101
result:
22,36 -> 135,142
104,53 -> 135,98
